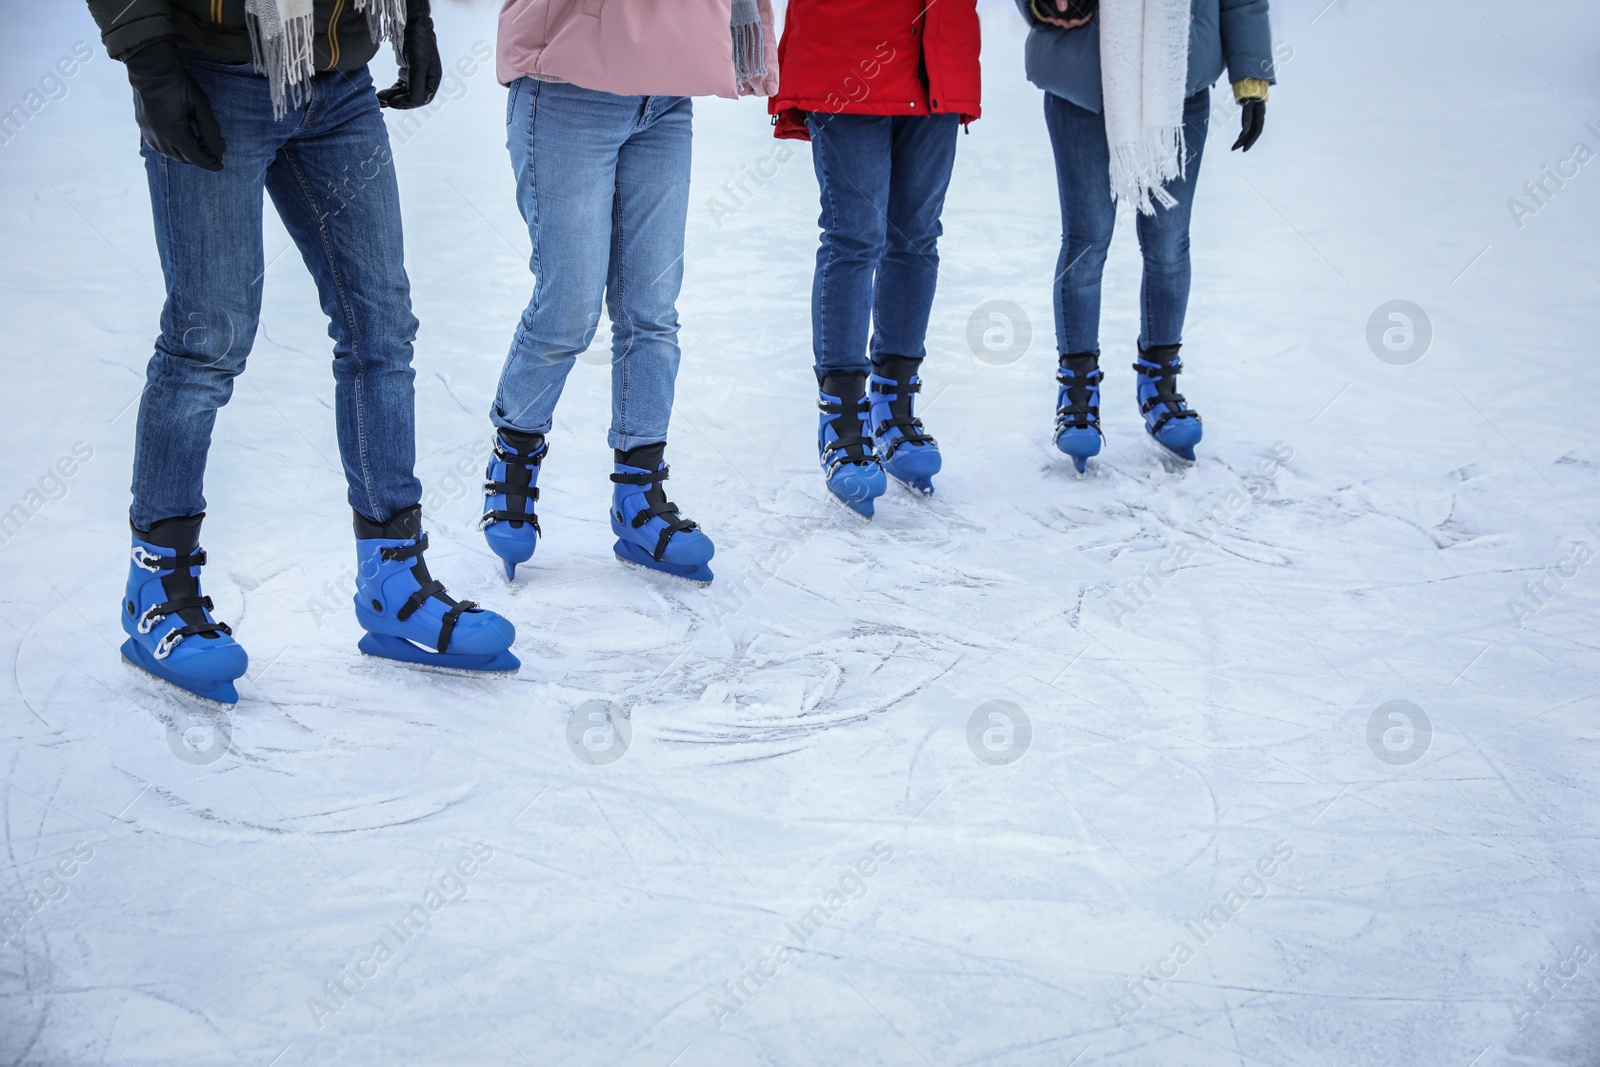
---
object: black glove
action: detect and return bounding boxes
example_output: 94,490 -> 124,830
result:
377,1 -> 441,110
1232,98 -> 1265,152
124,39 -> 226,170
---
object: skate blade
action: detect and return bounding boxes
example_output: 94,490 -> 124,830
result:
120,647 -> 240,710
823,484 -> 880,521
1053,430 -> 1102,477
887,472 -> 935,497
1144,431 -> 1197,466
612,541 -> 714,585
357,633 -> 520,675
483,527 -> 537,584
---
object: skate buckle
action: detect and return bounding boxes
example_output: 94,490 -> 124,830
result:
475,512 -> 497,532
136,604 -> 164,635
154,628 -> 185,660
131,546 -> 165,572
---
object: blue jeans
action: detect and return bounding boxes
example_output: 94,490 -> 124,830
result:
1044,89 -> 1210,355
493,77 -> 692,450
131,58 -> 421,530
807,112 -> 960,375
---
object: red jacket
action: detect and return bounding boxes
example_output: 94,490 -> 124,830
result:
769,0 -> 982,140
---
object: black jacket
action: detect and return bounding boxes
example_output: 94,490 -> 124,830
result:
85,0 -> 381,70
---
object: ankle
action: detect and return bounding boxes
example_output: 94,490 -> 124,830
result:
353,504 -> 422,541
1060,351 -> 1099,375
615,442 -> 666,470
498,427 -> 545,455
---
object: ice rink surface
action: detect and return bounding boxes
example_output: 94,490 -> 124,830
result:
3,0 -> 1600,1063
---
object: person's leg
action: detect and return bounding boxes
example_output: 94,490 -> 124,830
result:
1043,92 -> 1117,357
870,112 -> 960,361
262,65 -> 420,525
1135,89 -> 1211,350
606,94 -> 693,451
1131,89 -> 1210,462
866,113 -> 960,494
481,78 -> 640,580
130,59 -> 282,531
493,78 -> 633,437
264,66 -> 516,669
123,56 -> 290,702
807,113 -> 893,516
807,113 -> 894,377
1043,91 -> 1118,470
603,94 -> 714,582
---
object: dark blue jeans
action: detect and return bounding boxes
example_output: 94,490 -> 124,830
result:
1044,89 -> 1210,356
807,112 -> 960,375
131,57 -> 421,530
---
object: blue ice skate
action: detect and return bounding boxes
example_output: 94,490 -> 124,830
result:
480,428 -> 546,581
1134,343 -> 1203,463
1054,352 -> 1104,474
869,354 -> 941,495
353,506 -> 519,673
609,443 -> 715,584
818,371 -> 886,519
121,514 -> 248,706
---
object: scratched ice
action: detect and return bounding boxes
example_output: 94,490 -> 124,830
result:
3,1 -> 1598,1064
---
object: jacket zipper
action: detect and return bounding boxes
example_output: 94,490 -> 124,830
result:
325,0 -> 345,70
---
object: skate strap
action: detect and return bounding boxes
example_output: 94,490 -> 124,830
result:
867,376 -> 934,458
484,480 -> 539,499
819,396 -> 877,472
397,580 -> 449,623
610,465 -> 669,487
613,465 -> 698,562
133,546 -> 207,573
873,416 -> 935,459
482,479 -> 540,531
1055,367 -> 1104,432
478,509 -> 541,535
379,534 -> 429,563
141,594 -> 213,623
154,618 -> 234,658
436,599 -> 480,654
1135,363 -> 1199,434
375,534 -> 484,653
486,440 -> 544,532
492,439 -> 547,465
394,577 -> 480,654
633,504 -> 698,562
398,580 -> 482,654
1055,367 -> 1105,386
140,594 -> 230,641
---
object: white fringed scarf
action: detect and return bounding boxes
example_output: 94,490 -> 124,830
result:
245,0 -> 406,117
1098,0 -> 1191,213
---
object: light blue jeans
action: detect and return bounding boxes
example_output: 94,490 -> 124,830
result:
492,77 -> 692,450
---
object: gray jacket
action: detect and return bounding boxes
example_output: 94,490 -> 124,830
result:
1013,0 -> 1275,113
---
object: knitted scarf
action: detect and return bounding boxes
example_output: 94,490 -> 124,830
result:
1098,0 -> 1190,213
245,0 -> 406,117
730,0 -> 767,96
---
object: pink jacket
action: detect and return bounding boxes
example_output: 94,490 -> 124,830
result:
497,0 -> 780,99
